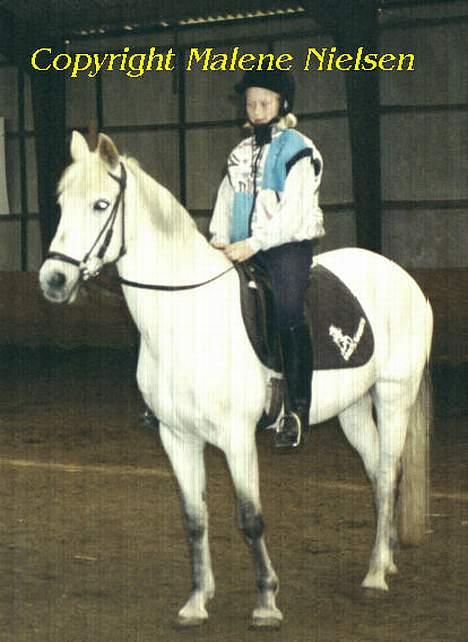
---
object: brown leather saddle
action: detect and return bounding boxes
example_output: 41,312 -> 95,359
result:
235,262 -> 282,372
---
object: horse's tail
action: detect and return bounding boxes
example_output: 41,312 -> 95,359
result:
398,364 -> 432,545
398,300 -> 433,546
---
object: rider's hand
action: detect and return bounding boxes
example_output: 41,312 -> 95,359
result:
210,240 -> 227,250
223,240 -> 256,263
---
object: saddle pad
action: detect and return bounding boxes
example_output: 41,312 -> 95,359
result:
305,264 -> 374,370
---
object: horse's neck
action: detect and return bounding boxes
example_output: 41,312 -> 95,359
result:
119,217 -> 208,283
116,164 -> 231,333
118,164 -> 228,284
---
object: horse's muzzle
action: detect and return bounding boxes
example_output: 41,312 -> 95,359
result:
39,259 -> 81,304
47,271 -> 66,289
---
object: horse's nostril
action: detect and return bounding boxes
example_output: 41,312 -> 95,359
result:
48,271 -> 66,288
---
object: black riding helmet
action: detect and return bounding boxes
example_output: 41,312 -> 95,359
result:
234,69 -> 295,116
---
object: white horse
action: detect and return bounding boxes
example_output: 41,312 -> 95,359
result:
39,131 -> 433,629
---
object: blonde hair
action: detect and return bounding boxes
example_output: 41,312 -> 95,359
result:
279,113 -> 298,129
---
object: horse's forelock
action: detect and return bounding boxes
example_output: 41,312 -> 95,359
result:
57,163 -> 78,196
58,155 -> 119,197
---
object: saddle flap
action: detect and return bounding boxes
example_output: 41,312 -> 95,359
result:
236,262 -> 282,372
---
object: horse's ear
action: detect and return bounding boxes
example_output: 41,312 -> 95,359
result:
97,133 -> 119,169
70,131 -> 90,161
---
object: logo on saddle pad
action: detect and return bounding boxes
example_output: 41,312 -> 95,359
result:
329,317 -> 367,362
306,265 -> 374,370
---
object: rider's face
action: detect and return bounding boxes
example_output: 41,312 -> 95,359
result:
245,87 -> 280,126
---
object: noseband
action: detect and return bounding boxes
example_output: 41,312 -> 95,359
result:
47,162 -> 127,281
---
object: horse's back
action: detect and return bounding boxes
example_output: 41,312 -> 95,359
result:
314,248 -> 429,322
314,248 -> 422,298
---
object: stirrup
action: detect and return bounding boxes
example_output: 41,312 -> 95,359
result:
274,412 -> 302,449
141,409 -> 159,431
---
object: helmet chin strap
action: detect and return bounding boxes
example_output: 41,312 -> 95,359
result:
251,116 -> 280,146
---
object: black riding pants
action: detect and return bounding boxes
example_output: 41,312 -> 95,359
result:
252,240 -> 313,332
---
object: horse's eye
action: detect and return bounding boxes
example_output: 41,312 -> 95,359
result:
93,199 -> 110,212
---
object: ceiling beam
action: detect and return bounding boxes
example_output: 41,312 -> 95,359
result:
1,0 -> 304,40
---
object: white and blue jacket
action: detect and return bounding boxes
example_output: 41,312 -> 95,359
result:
210,122 -> 325,253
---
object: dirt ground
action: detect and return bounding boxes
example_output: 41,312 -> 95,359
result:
0,348 -> 466,642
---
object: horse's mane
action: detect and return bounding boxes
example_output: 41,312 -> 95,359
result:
124,156 -> 197,233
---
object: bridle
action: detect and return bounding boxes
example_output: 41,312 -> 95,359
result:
48,162 -> 127,282
47,161 -> 235,292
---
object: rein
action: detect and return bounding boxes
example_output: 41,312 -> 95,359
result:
47,161 -> 235,293
118,266 -> 235,292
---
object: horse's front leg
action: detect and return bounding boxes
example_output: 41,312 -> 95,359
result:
225,433 -> 283,628
159,425 -> 214,627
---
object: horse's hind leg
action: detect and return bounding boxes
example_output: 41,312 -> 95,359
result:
159,425 -> 215,627
339,392 -> 399,591
363,386 -> 411,591
225,435 -> 283,628
338,393 -> 379,489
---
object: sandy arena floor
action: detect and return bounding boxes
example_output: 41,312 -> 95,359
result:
0,348 -> 466,642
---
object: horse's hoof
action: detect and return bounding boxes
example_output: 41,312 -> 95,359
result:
250,616 -> 282,630
361,574 -> 389,593
250,607 -> 283,630
175,615 -> 207,629
361,587 -> 389,601
387,562 -> 398,575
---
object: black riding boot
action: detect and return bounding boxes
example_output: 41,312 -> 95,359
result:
275,323 -> 313,449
